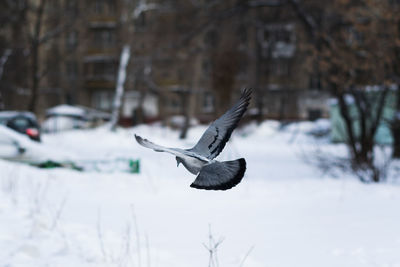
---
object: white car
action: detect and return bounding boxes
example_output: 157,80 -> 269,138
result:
0,125 -> 74,165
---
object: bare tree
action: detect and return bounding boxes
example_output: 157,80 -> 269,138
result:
1,0 -> 84,113
0,0 -> 30,110
291,0 -> 395,182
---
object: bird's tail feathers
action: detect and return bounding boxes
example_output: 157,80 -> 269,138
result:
190,158 -> 246,190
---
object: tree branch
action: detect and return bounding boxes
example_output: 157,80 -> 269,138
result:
369,86 -> 389,138
337,91 -> 358,156
351,88 -> 367,146
38,23 -> 70,45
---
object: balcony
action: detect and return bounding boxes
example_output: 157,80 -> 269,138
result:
84,54 -> 118,63
86,47 -> 119,56
85,74 -> 116,82
89,21 -> 117,29
86,28 -> 119,56
88,15 -> 118,24
85,79 -> 115,89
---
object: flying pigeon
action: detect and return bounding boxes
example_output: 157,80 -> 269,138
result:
134,88 -> 251,190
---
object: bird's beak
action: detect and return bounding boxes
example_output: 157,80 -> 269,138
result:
177,162 -> 180,167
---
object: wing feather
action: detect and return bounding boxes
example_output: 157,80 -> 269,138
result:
134,134 -> 185,157
190,88 -> 251,159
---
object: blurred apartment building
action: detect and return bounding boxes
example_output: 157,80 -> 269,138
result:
0,0 -> 329,124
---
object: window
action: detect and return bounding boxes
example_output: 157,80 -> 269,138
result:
8,118 -> 31,131
204,29 -> 218,47
92,62 -> 116,78
270,59 -> 290,76
169,95 -> 181,112
92,90 -> 114,110
177,68 -> 184,80
260,23 -> 296,58
66,61 -> 78,80
96,63 -> 114,75
237,24 -> 247,45
66,0 -> 78,15
66,31 -> 78,50
94,0 -> 104,14
202,92 -> 215,113
47,0 -> 59,9
309,74 -> 321,90
94,0 -> 116,14
262,24 -> 294,43
85,61 -> 116,80
93,29 -> 116,48
202,60 -> 211,75
66,93 -> 74,105
108,0 -> 116,14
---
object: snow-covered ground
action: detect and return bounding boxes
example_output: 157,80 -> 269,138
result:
1,120 -> 400,267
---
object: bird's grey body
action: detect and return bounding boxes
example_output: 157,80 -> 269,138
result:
135,88 -> 251,190
176,155 -> 208,175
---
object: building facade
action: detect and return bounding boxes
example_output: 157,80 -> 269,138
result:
0,0 -> 331,124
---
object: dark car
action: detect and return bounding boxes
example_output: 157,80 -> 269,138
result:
0,111 -> 41,142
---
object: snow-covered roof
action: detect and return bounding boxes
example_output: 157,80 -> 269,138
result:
0,111 -> 37,120
46,105 -> 86,117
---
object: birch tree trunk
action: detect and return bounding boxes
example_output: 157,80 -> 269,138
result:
110,45 -> 131,131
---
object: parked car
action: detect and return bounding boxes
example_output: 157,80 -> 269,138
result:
0,111 -> 41,142
42,104 -> 111,133
0,124 -> 73,165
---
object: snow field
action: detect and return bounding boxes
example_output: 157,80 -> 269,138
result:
1,121 -> 400,267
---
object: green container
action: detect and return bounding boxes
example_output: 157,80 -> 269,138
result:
330,90 -> 396,145
129,159 -> 140,173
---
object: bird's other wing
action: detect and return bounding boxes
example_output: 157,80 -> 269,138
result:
190,88 -> 251,160
135,134 -> 185,157
190,158 -> 246,190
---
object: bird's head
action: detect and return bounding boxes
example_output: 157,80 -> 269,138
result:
176,157 -> 182,167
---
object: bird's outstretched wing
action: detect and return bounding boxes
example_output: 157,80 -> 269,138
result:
190,158 -> 246,190
135,134 -> 184,157
190,88 -> 251,160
